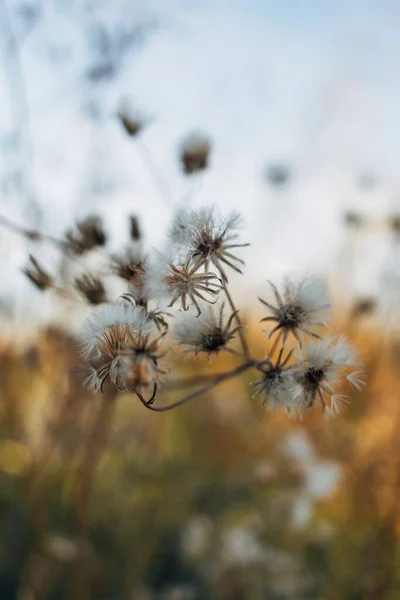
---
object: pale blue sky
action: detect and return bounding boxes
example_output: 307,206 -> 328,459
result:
1,0 -> 399,319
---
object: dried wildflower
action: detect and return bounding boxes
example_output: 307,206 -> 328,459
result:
169,207 -> 249,281
343,210 -> 365,230
111,248 -> 146,300
174,304 -> 241,356
179,131 -> 211,175
291,337 -> 364,414
23,255 -> 53,291
388,213 -> 400,238
65,215 -> 107,255
80,303 -> 151,358
259,277 -> 330,346
264,163 -> 290,187
358,172 -> 377,191
81,303 -> 166,393
146,253 -> 222,316
129,215 -> 142,241
74,274 -> 107,305
351,296 -> 376,318
251,348 -> 295,411
121,293 -> 171,332
117,98 -> 145,137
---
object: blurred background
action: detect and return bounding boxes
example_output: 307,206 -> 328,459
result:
1,0 -> 400,598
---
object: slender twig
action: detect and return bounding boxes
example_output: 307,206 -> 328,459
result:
0,214 -> 66,248
135,137 -> 174,206
222,283 -> 251,359
136,361 -> 254,412
0,0 -> 42,224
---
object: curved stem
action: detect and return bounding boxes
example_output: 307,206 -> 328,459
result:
136,361 -> 255,412
136,138 -> 174,207
223,284 -> 251,359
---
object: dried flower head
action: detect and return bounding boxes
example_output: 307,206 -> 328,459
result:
264,163 -> 290,187
74,274 -> 107,305
291,337 -> 364,414
111,248 -> 147,300
259,277 -> 330,346
251,348 -> 295,411
179,131 -> 211,175
170,207 -> 249,281
23,255 -> 53,291
174,304 -> 241,356
351,296 -> 376,318
81,303 -> 166,393
129,215 -> 142,241
117,98 -> 145,137
388,213 -> 400,237
65,215 -> 107,255
343,210 -> 365,230
146,253 -> 222,316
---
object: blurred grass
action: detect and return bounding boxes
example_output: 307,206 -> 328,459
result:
0,317 -> 400,600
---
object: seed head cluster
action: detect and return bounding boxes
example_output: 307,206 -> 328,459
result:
20,200 -> 364,416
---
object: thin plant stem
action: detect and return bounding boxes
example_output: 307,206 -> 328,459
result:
0,214 -> 65,248
136,361 -> 254,412
136,137 -> 174,206
222,283 -> 251,359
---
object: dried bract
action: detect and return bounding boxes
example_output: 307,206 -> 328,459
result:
175,304 -> 241,356
259,277 -> 330,346
23,255 -> 53,291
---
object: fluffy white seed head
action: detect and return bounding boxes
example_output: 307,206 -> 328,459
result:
260,276 -> 331,345
174,305 -> 237,355
80,303 -> 151,358
291,336 -> 364,413
167,206 -> 248,281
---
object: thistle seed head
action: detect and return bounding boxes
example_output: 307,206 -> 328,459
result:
291,336 -> 364,414
174,303 -> 240,356
259,277 -> 331,346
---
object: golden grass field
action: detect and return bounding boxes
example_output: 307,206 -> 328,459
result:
1,310 -> 399,600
